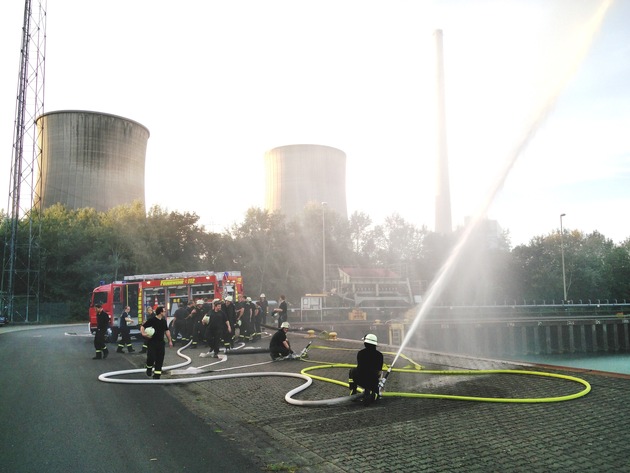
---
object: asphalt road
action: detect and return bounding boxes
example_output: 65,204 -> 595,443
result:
0,325 -> 261,473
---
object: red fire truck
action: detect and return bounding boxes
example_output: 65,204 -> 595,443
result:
88,270 -> 243,339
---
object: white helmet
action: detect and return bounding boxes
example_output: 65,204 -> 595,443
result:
225,295 -> 233,302
144,326 -> 155,338
363,333 -> 378,346
260,293 -> 266,298
195,299 -> 204,305
246,296 -> 252,302
281,322 -> 290,329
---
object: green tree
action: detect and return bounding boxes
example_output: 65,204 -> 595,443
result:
14,197 -> 630,323
228,207 -> 288,297
141,206 -> 207,272
348,211 -> 373,260
39,205 -> 104,316
370,213 -> 426,266
609,239 -> 630,301
510,229 -> 626,304
99,201 -> 148,280
565,230 -> 615,301
511,234 -> 564,302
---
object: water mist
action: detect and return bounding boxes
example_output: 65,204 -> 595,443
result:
383,0 -> 614,385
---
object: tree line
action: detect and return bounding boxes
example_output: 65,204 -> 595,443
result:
2,201 -> 629,320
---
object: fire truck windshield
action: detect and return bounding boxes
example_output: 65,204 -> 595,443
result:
92,292 -> 108,306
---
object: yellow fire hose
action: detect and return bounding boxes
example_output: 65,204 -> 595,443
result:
299,345 -> 591,403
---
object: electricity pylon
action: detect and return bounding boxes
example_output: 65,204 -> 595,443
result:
1,0 -> 47,323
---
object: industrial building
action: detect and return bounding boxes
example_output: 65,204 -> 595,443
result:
264,144 -> 347,219
332,266 -> 414,308
36,110 -> 150,212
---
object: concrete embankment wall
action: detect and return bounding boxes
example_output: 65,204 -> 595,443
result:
292,317 -> 630,357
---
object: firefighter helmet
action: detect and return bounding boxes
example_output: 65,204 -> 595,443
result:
195,299 -> 204,305
281,322 -> 290,329
260,293 -> 266,298
363,333 -> 378,346
144,327 -> 155,338
225,295 -> 233,302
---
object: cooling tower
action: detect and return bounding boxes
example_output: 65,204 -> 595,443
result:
264,144 -> 347,219
36,110 -> 150,212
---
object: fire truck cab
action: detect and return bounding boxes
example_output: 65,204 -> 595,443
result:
88,270 -> 243,340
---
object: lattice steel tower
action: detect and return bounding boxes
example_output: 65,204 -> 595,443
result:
1,0 -> 47,323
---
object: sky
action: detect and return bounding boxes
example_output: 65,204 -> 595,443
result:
1,0 -> 629,247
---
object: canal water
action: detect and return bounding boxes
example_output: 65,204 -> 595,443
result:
506,353 -> 630,375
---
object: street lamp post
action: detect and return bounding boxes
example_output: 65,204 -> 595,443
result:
321,202 -> 327,322
560,213 -> 567,303
322,202 -> 327,295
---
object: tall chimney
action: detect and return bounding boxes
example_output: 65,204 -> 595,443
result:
434,29 -> 452,235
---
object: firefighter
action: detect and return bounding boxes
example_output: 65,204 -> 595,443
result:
201,299 -> 231,358
258,293 -> 269,327
273,294 -> 288,328
252,299 -> 262,341
190,299 -> 208,349
92,304 -> 110,360
171,302 -> 189,345
348,334 -> 384,406
141,306 -> 173,379
235,294 -> 246,342
139,306 -> 155,354
222,295 -> 237,351
116,305 -> 135,353
269,322 -> 296,360
181,301 -> 195,345
240,296 -> 254,342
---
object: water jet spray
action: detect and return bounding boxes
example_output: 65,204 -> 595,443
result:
386,0 -> 613,380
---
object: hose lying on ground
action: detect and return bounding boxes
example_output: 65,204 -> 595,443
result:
98,342 -> 592,406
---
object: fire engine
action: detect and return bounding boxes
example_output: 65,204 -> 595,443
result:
88,270 -> 243,338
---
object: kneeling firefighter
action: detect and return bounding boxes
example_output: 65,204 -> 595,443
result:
269,322 -> 296,360
348,333 -> 384,406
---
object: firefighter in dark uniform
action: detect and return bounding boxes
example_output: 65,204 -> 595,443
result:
140,306 -> 155,354
235,294 -> 246,343
240,296 -> 254,342
141,306 -> 173,379
182,301 -> 195,345
252,300 -> 262,341
348,333 -> 384,406
269,322 -> 294,360
171,302 -> 189,345
116,306 -> 135,353
190,299 -> 209,349
93,304 -> 110,359
203,299 -> 231,358
258,293 -> 269,327
273,295 -> 288,328
222,295 -> 237,351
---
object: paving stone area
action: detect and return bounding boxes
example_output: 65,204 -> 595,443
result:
152,330 -> 630,472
